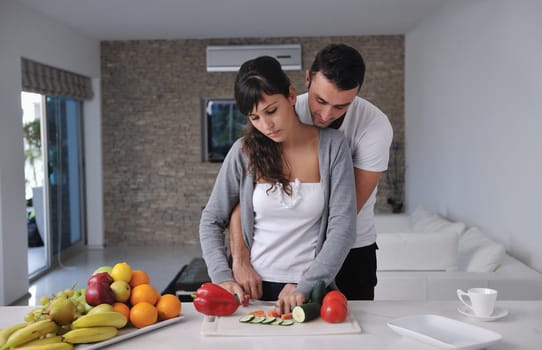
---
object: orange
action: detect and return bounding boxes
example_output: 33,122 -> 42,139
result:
130,283 -> 160,305
156,294 -> 182,320
112,302 -> 130,321
129,302 -> 158,329
129,270 -> 150,288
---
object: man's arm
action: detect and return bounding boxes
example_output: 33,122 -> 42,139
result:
229,204 -> 263,299
354,168 -> 382,213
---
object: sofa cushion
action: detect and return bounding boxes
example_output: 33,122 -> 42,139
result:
411,207 -> 466,236
459,227 -> 505,272
377,231 -> 459,271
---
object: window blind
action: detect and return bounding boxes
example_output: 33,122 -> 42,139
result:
21,58 -> 94,100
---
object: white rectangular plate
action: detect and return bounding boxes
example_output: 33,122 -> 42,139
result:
76,315 -> 184,350
201,304 -> 361,337
387,314 -> 502,350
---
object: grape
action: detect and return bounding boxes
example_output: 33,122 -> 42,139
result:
39,295 -> 50,306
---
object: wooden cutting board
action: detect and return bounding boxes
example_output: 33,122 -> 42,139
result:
200,303 -> 362,337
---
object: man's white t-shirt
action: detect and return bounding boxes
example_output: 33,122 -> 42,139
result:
296,93 -> 393,248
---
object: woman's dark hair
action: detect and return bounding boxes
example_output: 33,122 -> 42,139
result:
309,43 -> 365,91
234,56 -> 293,194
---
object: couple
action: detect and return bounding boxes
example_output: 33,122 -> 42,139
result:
200,44 -> 393,315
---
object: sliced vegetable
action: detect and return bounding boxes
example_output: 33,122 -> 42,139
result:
249,316 -> 266,323
280,312 -> 293,320
249,310 -> 266,317
280,319 -> 294,326
271,319 -> 283,325
239,315 -> 255,323
261,317 -> 276,324
267,309 -> 279,318
292,302 -> 321,323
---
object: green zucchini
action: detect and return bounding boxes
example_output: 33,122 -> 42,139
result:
292,302 -> 321,323
311,280 -> 326,305
280,319 -> 294,326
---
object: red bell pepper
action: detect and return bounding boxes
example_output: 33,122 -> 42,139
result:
193,283 -> 248,316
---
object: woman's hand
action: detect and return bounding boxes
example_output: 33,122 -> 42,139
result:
274,283 -> 305,315
218,280 -> 246,302
232,258 -> 263,300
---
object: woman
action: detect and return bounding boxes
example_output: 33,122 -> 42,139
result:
199,56 -> 356,314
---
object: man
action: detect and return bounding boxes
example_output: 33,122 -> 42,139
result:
229,43 -> 393,300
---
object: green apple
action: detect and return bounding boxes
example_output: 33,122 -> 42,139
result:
93,265 -> 113,276
110,280 -> 131,302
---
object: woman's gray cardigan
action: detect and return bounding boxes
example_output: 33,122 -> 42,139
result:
199,128 -> 356,298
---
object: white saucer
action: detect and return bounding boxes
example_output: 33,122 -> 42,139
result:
457,305 -> 508,321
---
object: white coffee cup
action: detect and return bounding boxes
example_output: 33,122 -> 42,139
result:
457,288 -> 497,317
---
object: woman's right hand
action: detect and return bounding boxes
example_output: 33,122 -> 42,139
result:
218,280 -> 246,302
232,258 -> 263,300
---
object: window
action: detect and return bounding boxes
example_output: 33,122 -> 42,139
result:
201,98 -> 246,162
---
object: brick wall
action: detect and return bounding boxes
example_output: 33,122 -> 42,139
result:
101,36 -> 404,245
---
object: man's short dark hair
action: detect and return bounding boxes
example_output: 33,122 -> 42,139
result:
309,44 -> 365,91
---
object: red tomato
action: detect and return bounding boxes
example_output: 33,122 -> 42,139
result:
322,290 -> 347,306
320,299 -> 348,323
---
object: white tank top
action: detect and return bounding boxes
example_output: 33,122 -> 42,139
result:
250,179 -> 324,283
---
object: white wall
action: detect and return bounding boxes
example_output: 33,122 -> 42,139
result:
405,0 -> 542,272
0,1 -> 102,305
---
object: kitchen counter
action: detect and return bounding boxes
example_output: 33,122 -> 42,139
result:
1,300 -> 541,349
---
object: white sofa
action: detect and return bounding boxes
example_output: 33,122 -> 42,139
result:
374,208 -> 542,300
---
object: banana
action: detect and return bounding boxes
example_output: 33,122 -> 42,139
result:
1,320 -> 58,350
0,323 -> 27,347
71,312 -> 127,329
21,334 -> 63,346
86,304 -> 113,315
12,342 -> 74,350
61,326 -> 117,344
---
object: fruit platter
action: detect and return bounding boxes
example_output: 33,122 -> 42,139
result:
0,262 -> 183,350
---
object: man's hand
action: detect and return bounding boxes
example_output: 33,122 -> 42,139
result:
274,283 -> 305,315
232,257 -> 263,300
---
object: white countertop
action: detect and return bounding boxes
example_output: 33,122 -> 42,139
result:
2,300 -> 541,349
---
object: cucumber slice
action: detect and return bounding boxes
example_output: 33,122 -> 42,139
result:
271,318 -> 283,325
261,317 -> 276,324
249,316 -> 266,323
280,319 -> 294,326
292,303 -> 321,323
239,315 -> 255,323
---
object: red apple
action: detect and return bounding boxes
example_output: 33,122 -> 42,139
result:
88,271 -> 113,286
85,282 -> 115,306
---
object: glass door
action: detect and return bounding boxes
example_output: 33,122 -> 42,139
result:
23,92 -> 86,280
22,92 -> 48,277
45,96 -> 86,258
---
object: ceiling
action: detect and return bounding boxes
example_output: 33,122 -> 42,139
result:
19,0 -> 446,40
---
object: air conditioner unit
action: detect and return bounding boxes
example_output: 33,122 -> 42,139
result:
206,44 -> 302,72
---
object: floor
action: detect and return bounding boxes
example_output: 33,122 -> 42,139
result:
28,246 -> 46,275
21,244 -> 203,306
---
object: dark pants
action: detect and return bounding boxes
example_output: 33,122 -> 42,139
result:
335,243 -> 378,300
261,281 -> 287,301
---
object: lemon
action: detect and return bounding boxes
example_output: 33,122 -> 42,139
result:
110,262 -> 132,282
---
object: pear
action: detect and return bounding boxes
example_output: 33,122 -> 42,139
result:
47,297 -> 76,325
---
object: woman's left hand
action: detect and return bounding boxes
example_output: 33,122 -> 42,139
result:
275,283 -> 305,315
